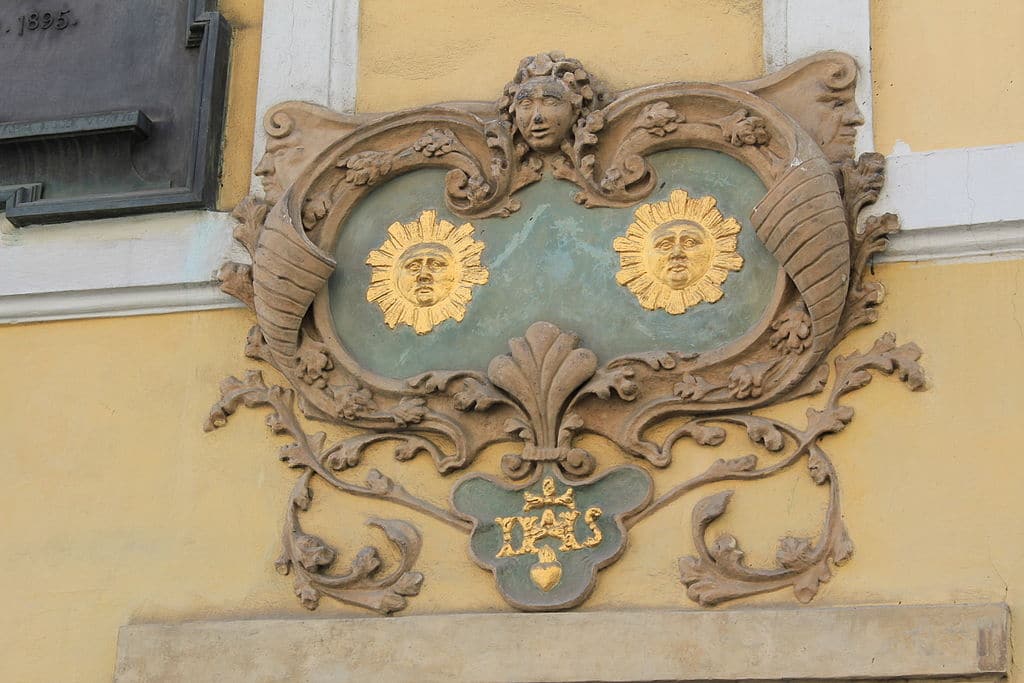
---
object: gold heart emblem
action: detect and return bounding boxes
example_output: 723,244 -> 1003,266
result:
529,547 -> 563,591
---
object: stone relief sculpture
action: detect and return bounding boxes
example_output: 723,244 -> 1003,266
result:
208,51 -> 925,613
613,190 -> 744,314
365,210 -> 489,334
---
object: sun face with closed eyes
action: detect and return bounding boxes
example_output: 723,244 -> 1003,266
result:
613,189 -> 744,315
366,210 -> 489,335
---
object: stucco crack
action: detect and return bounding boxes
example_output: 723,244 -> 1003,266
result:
1012,261 -> 1024,341
986,540 -> 1010,602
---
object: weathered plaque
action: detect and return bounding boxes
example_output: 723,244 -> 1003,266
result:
0,0 -> 229,225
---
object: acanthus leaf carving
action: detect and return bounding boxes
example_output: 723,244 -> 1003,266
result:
673,373 -> 720,401
338,149 -> 395,187
381,397 -> 429,428
610,350 -> 695,371
230,194 -> 269,257
215,196 -> 270,309
635,101 -> 683,137
205,370 -> 473,613
745,419 -> 786,452
296,341 -> 334,388
278,480 -> 426,614
838,213 -> 902,339
486,322 -> 600,479
413,128 -> 457,157
727,360 -> 778,400
714,108 -> 771,147
452,377 -> 513,412
575,367 -> 639,402
328,382 -> 376,420
840,152 -> 886,226
670,332 -> 924,607
216,262 -> 254,310
769,303 -> 813,355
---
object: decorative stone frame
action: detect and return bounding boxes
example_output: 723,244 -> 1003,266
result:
208,52 -> 926,614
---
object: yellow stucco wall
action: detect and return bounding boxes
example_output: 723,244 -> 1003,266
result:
3,259 -> 1024,681
217,0 -> 264,209
356,0 -> 763,111
871,0 -> 1024,152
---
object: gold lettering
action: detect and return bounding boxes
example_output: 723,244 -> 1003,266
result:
493,479 -> 603,559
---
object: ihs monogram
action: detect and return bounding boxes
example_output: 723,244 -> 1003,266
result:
494,478 -> 604,591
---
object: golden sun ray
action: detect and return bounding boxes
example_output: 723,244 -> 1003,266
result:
613,189 -> 744,315
366,210 -> 489,335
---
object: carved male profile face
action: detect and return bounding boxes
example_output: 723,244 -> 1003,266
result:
254,140 -> 307,205
396,242 -> 457,307
816,85 -> 864,162
513,78 -> 577,152
253,149 -> 283,204
645,220 -> 713,290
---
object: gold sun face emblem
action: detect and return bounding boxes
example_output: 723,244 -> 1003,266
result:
613,189 -> 744,315
366,210 -> 489,335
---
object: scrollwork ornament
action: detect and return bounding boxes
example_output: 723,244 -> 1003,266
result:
208,51 -> 928,614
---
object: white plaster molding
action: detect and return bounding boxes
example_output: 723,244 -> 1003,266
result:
876,143 -> 1024,262
115,603 -> 1009,682
329,0 -> 360,112
0,211 -> 244,324
250,0 -> 361,192
762,0 -> 874,155
0,283 -> 240,325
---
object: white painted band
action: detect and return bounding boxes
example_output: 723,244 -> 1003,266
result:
0,283 -> 242,325
250,0 -> 360,193
877,143 -> 1024,262
0,210 -> 244,324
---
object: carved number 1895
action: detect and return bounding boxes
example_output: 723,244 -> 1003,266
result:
18,9 -> 75,35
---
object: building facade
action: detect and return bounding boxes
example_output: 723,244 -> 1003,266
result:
2,1 -> 1023,680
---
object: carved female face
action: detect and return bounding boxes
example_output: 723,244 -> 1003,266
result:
513,78 -> 577,152
644,220 -> 714,290
396,242 -> 457,307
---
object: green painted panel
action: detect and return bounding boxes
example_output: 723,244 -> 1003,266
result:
452,466 -> 652,609
329,149 -> 777,378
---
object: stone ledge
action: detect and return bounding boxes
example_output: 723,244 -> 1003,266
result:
114,603 -> 1009,682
